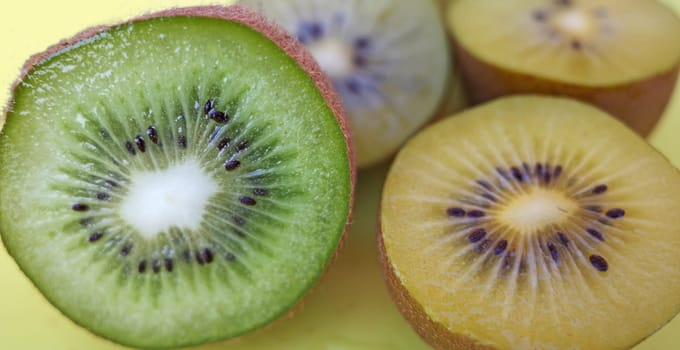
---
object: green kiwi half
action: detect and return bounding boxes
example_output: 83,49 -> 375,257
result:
0,6 -> 354,349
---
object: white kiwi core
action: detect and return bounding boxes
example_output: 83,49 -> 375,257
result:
119,160 -> 219,239
307,38 -> 355,78
498,188 -> 577,233
552,9 -> 595,38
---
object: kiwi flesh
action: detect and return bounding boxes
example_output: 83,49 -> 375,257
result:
238,0 -> 459,167
447,0 -> 680,136
0,6 -> 354,349
379,95 -> 680,349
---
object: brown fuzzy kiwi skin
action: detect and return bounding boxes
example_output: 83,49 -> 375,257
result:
454,45 -> 679,136
377,225 -> 494,350
1,5 -> 356,349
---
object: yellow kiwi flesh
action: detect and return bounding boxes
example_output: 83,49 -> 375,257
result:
379,95 -> 680,349
447,0 -> 680,136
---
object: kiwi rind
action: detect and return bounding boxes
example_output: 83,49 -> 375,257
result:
0,5 -> 355,349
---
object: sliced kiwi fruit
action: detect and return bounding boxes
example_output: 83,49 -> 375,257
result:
447,0 -> 680,136
0,6 -> 355,349
379,95 -> 680,349
239,0 -> 459,167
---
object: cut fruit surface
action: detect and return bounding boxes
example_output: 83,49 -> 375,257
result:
447,0 -> 680,136
379,95 -> 680,349
0,6 -> 353,349
239,0 -> 455,167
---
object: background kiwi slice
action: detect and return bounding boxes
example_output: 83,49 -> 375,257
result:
447,0 -> 680,136
379,95 -> 680,349
239,0 -> 458,167
0,6 -> 354,349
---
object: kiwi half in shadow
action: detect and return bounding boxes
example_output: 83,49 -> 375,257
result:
0,6 -> 354,349
447,0 -> 680,136
239,0 -> 458,167
379,95 -> 680,349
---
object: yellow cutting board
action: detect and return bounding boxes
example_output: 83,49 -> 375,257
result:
0,1 -> 678,349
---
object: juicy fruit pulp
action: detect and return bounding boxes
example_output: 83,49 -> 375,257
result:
380,95 -> 680,349
0,7 -> 353,349
239,0 -> 453,167
448,0 -> 680,135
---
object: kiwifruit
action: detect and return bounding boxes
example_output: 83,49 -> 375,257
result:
0,5 -> 355,349
238,0 -> 461,167
379,95 -> 680,349
447,0 -> 680,136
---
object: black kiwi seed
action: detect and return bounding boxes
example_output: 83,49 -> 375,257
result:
553,165 -> 563,179
494,240 -> 508,255
589,254 -> 609,272
236,140 -> 248,151
467,210 -> 486,218
202,248 -> 214,264
95,192 -> 110,201
606,208 -> 625,219
147,126 -> 158,144
177,135 -> 187,149
587,228 -> 605,241
252,188 -> 268,196
138,260 -> 147,273
71,203 -> 89,211
225,160 -> 241,171
511,167 -> 524,182
346,78 -> 361,94
125,141 -> 136,155
354,36 -> 371,49
204,99 -> 215,115
239,196 -> 257,206
208,110 -> 228,123
468,228 -> 487,243
164,258 -> 173,272
104,180 -> 119,188
447,208 -> 465,217
88,231 -> 104,242
557,232 -> 570,245
535,163 -> 544,178
195,251 -> 205,266
592,184 -> 608,195
476,238 -> 491,253
477,180 -> 493,191
120,244 -> 133,256
217,137 -> 231,151
134,135 -> 146,153
496,167 -> 510,180
547,242 -> 559,263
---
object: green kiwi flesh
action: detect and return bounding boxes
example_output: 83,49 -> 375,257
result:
0,6 -> 353,349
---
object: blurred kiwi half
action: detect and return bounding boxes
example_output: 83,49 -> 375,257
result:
379,95 -> 680,349
0,6 -> 354,349
447,0 -> 680,136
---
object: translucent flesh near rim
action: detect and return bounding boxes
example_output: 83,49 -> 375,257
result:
449,0 -> 680,86
239,0 -> 451,166
0,16 -> 351,349
381,95 -> 680,349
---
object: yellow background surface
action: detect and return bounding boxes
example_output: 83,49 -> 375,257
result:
0,1 -> 679,349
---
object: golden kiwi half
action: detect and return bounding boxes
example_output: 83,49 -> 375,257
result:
379,95 -> 680,349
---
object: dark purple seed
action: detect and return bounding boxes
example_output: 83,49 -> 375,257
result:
494,240 -> 508,255
496,167 -> 510,180
477,180 -> 493,191
100,129 -> 111,140
585,205 -> 603,213
557,232 -> 570,245
88,232 -> 104,242
202,248 -> 214,264
152,260 -> 161,273
587,228 -> 604,241
511,167 -> 524,182
134,135 -> 146,153
240,196 -> 256,206
532,10 -> 547,21
138,260 -> 147,273
218,137 -> 231,151
178,135 -> 187,149
253,188 -> 268,196
592,184 -> 608,195
95,192 -> 110,201
233,216 -> 246,226
468,229 -> 487,243
195,251 -> 205,266
476,239 -> 491,253
606,208 -> 625,219
147,126 -> 158,144
543,164 -> 552,183
125,141 -> 136,155
225,252 -> 236,262
121,244 -> 133,256
446,207 -> 466,217
535,163 -> 544,178
346,78 -> 361,94
164,258 -> 173,272
225,160 -> 241,171
72,203 -> 89,211
208,109 -> 228,123
553,165 -> 563,179
204,99 -> 215,115
589,254 -> 608,272
571,40 -> 583,50
354,36 -> 370,49
547,242 -> 559,262
308,22 -> 323,39
236,140 -> 248,151
105,180 -> 118,188
467,210 -> 486,218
